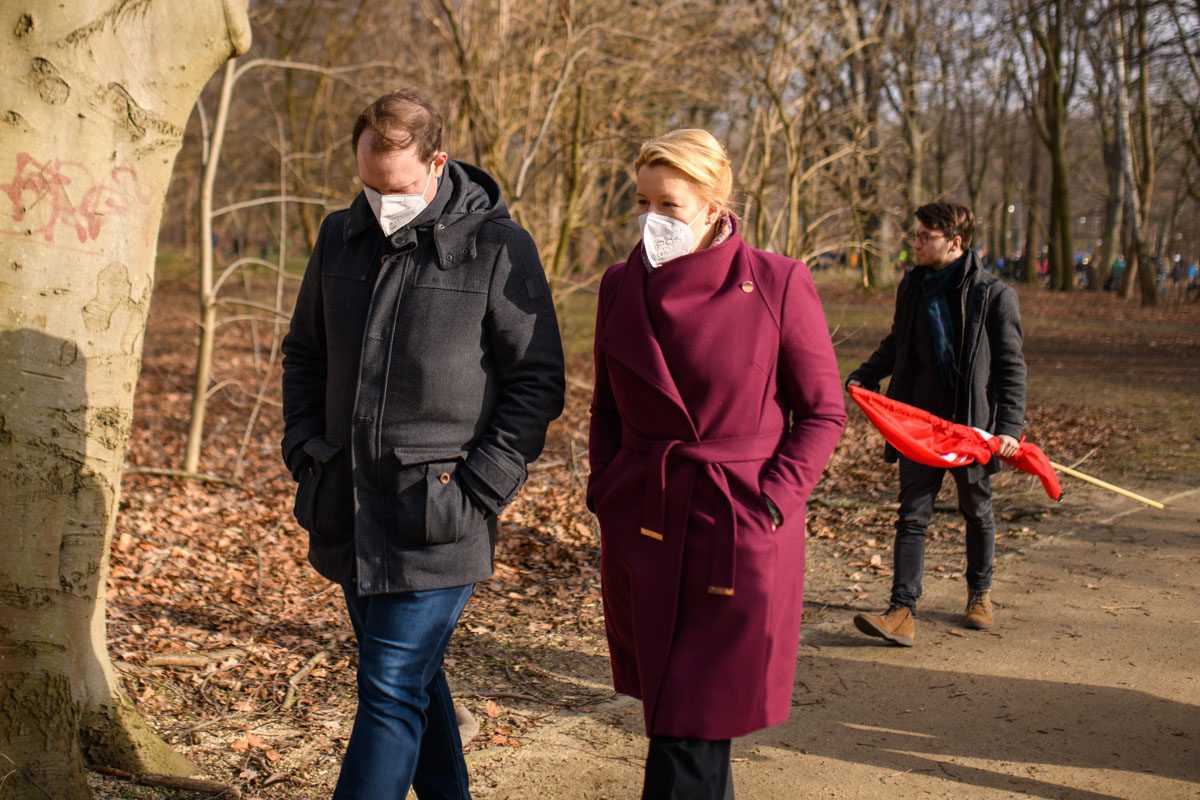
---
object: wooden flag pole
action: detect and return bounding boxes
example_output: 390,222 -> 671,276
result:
1049,461 -> 1164,509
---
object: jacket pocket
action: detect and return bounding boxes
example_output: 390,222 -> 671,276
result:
585,450 -> 626,513
393,447 -> 485,547
294,436 -> 351,541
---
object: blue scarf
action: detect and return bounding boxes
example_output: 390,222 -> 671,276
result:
923,264 -> 959,391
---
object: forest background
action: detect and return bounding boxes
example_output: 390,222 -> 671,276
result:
2,1 -> 1198,799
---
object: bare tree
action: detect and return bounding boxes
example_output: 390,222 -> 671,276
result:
1111,0 -> 1156,306
0,3 -> 250,797
1015,0 -> 1083,291
182,57 -> 388,475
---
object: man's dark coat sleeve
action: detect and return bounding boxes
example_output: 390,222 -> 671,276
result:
458,221 -> 566,515
280,215 -> 332,479
986,284 -> 1026,439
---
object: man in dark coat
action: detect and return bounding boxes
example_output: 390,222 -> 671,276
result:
280,88 -> 565,798
847,202 -> 1026,646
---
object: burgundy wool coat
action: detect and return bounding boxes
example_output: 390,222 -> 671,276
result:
587,223 -> 846,740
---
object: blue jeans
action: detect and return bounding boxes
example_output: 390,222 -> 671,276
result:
890,458 -> 995,612
333,583 -> 474,800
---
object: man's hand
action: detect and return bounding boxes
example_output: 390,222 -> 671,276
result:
846,379 -> 862,391
995,434 -> 1020,458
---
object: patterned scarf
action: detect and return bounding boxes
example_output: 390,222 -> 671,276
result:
923,264 -> 958,391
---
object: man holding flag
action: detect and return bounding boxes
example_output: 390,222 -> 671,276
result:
847,203 -> 1027,645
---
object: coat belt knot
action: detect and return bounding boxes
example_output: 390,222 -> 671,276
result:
620,429 -> 785,596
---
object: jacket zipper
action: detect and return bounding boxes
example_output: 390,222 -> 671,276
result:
375,250 -> 415,482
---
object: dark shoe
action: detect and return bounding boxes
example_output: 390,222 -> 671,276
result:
963,588 -> 994,629
853,605 -> 915,646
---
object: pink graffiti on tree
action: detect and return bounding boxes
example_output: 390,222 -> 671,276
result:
0,153 -> 152,244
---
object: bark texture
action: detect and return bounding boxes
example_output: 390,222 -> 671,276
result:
0,3 -> 250,798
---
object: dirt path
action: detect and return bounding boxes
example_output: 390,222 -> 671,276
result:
464,486 -> 1200,800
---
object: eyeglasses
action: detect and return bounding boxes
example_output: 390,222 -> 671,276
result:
910,230 -> 954,244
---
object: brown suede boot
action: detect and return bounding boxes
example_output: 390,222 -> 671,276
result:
963,588 -> 994,629
853,605 -> 915,646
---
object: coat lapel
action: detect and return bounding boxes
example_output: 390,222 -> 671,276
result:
598,250 -> 698,438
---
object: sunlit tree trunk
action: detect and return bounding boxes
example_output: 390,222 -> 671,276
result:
1111,3 -> 1155,308
0,3 -> 249,798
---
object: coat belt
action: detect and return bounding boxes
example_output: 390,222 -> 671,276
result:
620,429 -> 785,597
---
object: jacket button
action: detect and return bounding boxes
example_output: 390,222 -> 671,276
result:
741,281 -> 755,293
438,472 -> 451,485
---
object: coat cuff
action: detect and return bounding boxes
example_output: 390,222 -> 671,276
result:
461,445 -> 527,515
282,424 -> 324,481
846,371 -> 879,392
992,416 -> 1025,439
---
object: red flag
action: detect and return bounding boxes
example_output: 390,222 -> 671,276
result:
994,436 -> 1063,502
849,386 -> 1062,501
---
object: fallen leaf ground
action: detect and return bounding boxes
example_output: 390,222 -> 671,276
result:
91,270 -> 1199,798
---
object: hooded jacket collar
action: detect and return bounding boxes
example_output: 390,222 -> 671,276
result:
343,159 -> 508,267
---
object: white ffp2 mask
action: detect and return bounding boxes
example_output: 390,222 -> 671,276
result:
364,164 -> 435,236
639,208 -> 707,268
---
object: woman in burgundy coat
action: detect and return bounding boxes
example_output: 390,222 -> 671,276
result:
587,129 -> 846,799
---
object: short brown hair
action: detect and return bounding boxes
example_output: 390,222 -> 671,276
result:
352,88 -> 443,161
915,202 -> 974,247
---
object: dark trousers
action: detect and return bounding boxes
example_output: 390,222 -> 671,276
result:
333,583 -> 474,800
642,736 -> 734,800
890,457 -> 996,611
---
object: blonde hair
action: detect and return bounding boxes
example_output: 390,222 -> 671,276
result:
634,129 -> 734,215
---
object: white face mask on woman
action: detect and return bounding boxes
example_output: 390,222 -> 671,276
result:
638,206 -> 708,269
363,163 -> 435,236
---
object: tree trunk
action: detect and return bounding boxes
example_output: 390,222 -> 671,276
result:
0,3 -> 250,799
1023,149 -> 1042,284
548,84 -> 586,283
1043,0 -> 1073,292
1120,212 -> 1139,299
184,59 -> 237,474
1131,0 -> 1157,306
1049,135 -> 1073,291
1111,5 -> 1154,308
1095,135 -> 1124,291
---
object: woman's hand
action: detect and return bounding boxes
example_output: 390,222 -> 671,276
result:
763,495 -> 783,531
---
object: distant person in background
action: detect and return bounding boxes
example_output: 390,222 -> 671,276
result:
846,202 -> 1027,646
1106,255 -> 1125,291
588,129 -> 845,798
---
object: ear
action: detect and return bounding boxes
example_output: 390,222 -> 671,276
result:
431,151 -> 449,177
706,200 -> 722,225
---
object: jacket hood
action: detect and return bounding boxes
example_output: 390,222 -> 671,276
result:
343,160 -> 509,262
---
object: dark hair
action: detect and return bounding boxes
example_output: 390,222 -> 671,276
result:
915,202 -> 974,247
352,88 -> 443,161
